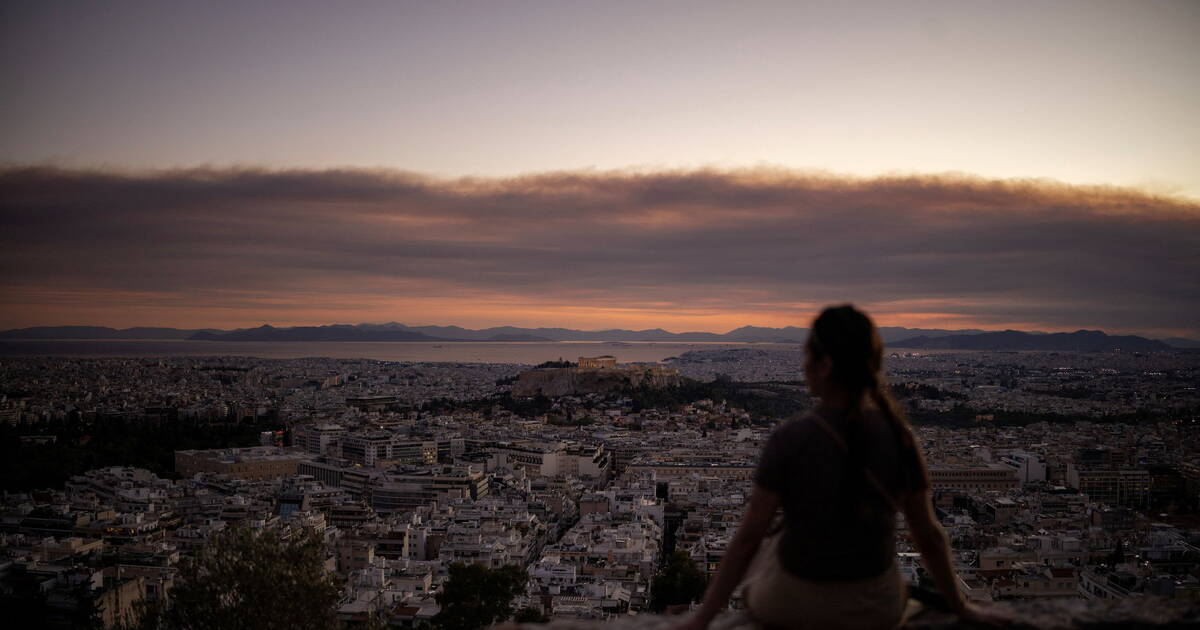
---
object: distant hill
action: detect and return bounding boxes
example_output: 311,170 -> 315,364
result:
890,330 -> 1172,352
406,325 -> 733,342
2,322 -> 1189,348
188,324 -> 450,342
482,333 -> 554,342
877,326 -> 988,342
358,323 -> 982,343
0,326 -> 210,340
188,324 -> 555,342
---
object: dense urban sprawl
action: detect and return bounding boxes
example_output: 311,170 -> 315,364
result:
2,347 -> 1199,627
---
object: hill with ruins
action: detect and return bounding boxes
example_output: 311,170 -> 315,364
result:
512,356 -> 682,398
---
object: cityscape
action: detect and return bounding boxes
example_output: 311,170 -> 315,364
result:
2,1 -> 1198,628
2,343 -> 1200,626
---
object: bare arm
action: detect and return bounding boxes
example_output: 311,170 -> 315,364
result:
902,489 -> 968,613
688,484 -> 781,624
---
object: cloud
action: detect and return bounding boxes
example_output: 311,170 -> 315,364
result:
1,166 -> 1198,335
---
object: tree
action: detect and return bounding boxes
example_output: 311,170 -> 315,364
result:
649,551 -> 707,612
432,563 -> 527,630
534,360 -> 573,369
513,606 -> 550,623
152,527 -> 341,630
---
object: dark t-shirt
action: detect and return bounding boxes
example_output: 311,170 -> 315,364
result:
754,407 -> 928,581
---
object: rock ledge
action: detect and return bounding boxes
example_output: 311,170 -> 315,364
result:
508,598 -> 1200,630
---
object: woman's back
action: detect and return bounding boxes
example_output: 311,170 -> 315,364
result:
755,406 -> 926,581
674,306 -> 1003,630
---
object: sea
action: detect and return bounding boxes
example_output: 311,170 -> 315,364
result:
0,340 -> 801,364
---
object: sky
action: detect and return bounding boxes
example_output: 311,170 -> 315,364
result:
1,1 -> 1198,336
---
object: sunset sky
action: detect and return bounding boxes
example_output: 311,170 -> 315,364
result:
1,1 -> 1198,336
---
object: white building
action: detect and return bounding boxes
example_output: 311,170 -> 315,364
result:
999,450 -> 1048,484
295,423 -> 346,455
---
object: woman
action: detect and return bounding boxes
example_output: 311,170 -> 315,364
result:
675,305 -> 1002,630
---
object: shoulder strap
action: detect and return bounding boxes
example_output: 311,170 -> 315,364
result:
809,411 -> 902,514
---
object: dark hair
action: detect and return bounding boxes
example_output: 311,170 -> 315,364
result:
807,304 -> 925,501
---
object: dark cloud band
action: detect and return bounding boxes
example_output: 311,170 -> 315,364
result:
1,166 -> 1197,334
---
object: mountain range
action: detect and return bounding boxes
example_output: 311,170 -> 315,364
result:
889,330 -> 1175,352
1,323 -> 1195,350
0,326 -> 215,340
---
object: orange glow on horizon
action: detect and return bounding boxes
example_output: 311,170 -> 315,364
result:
3,287 -> 1190,338
4,167 -> 1197,340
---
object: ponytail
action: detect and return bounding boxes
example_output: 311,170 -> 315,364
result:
869,381 -> 928,493
809,303 -> 930,498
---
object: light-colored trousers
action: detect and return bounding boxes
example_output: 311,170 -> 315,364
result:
742,533 -> 906,630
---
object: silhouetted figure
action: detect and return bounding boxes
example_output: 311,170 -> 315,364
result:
674,305 -> 1005,630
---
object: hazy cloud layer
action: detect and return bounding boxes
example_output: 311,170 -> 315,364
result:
1,167 -> 1198,335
